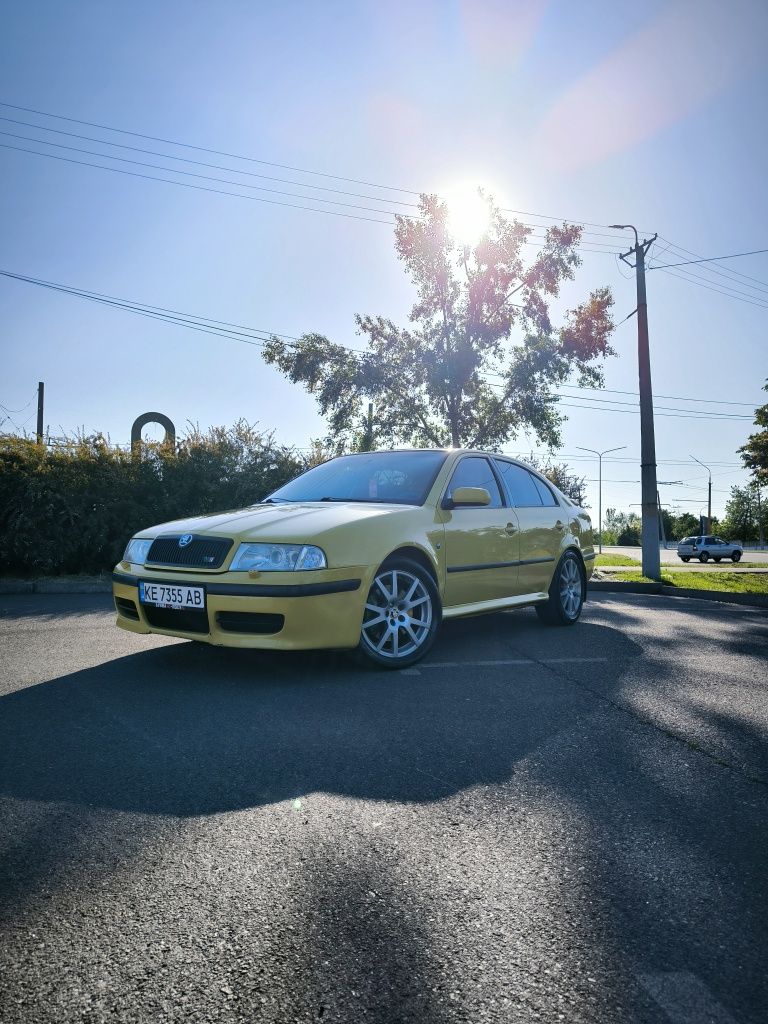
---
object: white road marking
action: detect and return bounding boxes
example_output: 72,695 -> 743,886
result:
638,972 -> 738,1024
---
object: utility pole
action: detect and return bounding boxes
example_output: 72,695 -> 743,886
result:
576,445 -> 627,553
611,224 -> 660,579
36,381 -> 44,444
691,456 -> 712,532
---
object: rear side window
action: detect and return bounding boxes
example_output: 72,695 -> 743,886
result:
531,475 -> 558,506
494,460 -> 542,507
446,457 -> 503,508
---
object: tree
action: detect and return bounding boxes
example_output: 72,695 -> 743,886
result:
602,508 -> 642,546
264,194 -> 615,450
739,380 -> 768,485
720,484 -> 768,543
670,511 -> 699,539
523,453 -> 587,505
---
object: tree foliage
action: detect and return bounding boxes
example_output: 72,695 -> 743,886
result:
720,484 -> 768,543
264,194 -> 615,450
739,379 -> 768,485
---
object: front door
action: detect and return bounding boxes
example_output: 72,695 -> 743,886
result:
442,456 -> 520,608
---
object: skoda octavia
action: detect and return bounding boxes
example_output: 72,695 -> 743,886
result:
113,449 -> 595,668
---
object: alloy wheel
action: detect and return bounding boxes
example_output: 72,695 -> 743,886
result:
361,568 -> 433,660
559,556 -> 583,620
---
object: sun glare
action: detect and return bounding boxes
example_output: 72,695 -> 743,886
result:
444,184 -> 492,247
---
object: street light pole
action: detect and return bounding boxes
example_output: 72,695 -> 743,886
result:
691,456 -> 712,532
611,224 -> 660,579
576,445 -> 627,553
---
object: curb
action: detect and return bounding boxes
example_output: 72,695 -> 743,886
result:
0,578 -> 112,595
589,580 -> 768,609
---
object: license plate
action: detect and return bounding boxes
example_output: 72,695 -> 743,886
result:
139,581 -> 205,609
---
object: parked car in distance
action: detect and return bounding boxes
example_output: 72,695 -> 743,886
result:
677,536 -> 743,563
113,448 -> 595,668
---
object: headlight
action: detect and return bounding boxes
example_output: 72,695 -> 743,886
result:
230,543 -> 327,572
123,538 -> 153,564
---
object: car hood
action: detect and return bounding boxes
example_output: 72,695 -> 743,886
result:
140,501 -> 415,544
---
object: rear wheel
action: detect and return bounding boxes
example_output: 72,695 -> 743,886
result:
699,551 -> 710,563
732,551 -> 742,562
536,550 -> 585,626
358,559 -> 440,669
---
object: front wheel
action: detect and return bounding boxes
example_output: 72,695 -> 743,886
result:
732,551 -> 742,562
680,556 -> 690,562
536,550 -> 585,626
358,559 -> 440,669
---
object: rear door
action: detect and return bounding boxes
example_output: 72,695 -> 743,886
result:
442,456 -> 520,608
493,460 -> 564,595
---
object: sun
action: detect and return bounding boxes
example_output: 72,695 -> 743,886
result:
444,184 -> 492,247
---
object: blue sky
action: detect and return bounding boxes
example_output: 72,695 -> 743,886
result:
1,0 -> 767,518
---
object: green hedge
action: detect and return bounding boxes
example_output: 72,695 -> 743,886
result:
0,423 -> 304,576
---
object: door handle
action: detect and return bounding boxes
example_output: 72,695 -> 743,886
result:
505,522 -> 517,535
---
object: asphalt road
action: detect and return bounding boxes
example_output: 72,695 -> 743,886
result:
1,592 -> 766,1024
605,545 -> 768,565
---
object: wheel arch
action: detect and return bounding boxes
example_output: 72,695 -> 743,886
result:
381,544 -> 439,588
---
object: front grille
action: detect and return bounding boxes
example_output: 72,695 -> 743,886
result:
216,611 -> 285,635
115,597 -> 140,621
143,606 -> 210,634
147,535 -> 233,569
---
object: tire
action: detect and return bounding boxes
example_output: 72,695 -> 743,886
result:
535,550 -> 585,626
699,551 -> 709,563
357,558 -> 440,669
680,556 -> 690,562
714,557 -> 722,563
732,551 -> 741,563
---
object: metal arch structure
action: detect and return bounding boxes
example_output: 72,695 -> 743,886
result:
130,412 -> 176,450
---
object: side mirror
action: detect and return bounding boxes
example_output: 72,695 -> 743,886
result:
449,486 -> 491,508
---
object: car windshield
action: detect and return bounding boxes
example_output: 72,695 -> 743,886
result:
264,450 -> 449,506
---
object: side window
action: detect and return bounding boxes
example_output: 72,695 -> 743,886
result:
531,474 -> 558,507
494,460 -> 542,507
446,457 -> 503,508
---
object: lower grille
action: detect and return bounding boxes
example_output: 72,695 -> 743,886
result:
147,535 -> 233,569
115,597 -> 140,621
143,606 -> 210,634
216,611 -> 285,634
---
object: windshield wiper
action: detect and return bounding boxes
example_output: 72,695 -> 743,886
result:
319,496 -> 365,502
260,497 -> 292,504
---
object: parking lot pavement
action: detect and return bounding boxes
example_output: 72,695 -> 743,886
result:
1,594 -> 766,1024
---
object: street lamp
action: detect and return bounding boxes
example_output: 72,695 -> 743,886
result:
690,455 -> 712,532
576,445 -> 627,553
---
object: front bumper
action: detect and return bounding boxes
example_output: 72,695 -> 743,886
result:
112,565 -> 370,650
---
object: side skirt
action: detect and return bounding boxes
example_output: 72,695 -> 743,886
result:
442,592 -> 548,619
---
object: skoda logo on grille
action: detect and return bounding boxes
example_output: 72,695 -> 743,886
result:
178,534 -> 193,548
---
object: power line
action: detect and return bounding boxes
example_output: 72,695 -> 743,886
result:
0,130 -> 415,217
2,269 -> 760,425
0,142 -> 400,225
0,100 -> 422,196
652,264 -> 768,310
649,247 -> 768,271
0,115 -> 421,208
652,236 -> 768,294
0,102 -> 638,245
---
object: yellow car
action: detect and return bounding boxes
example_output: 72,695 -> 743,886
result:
113,449 -> 594,668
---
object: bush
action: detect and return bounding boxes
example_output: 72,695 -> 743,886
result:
0,422 -> 303,576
